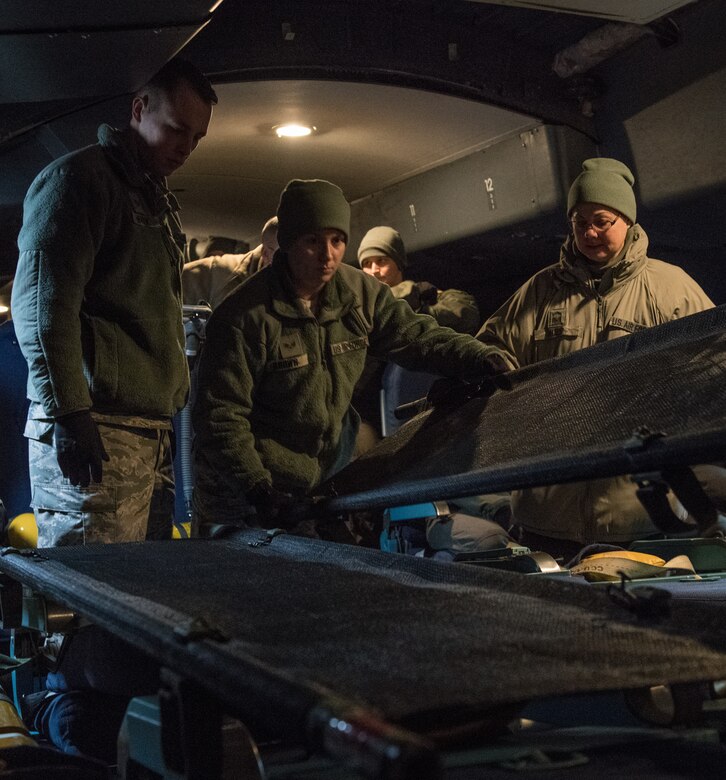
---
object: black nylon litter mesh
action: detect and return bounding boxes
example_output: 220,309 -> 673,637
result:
4,532 -> 726,737
323,306 -> 726,511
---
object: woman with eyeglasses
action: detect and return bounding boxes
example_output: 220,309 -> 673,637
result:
475,157 -> 716,558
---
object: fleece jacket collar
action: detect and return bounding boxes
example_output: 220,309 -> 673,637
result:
555,225 -> 649,294
97,124 -> 180,216
269,253 -> 357,323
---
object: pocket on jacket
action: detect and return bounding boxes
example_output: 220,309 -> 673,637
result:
33,481 -> 117,513
83,315 -> 119,401
24,418 -> 53,443
533,325 -> 582,362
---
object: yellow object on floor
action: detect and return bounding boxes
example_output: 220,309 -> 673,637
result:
570,550 -> 697,582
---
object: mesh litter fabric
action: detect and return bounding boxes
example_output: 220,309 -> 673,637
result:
323,306 -> 726,512
4,532 -> 726,737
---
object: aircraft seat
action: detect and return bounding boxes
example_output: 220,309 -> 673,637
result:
380,362 -> 438,437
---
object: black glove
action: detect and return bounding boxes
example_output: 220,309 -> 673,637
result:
414,281 -> 438,306
54,410 -> 109,488
423,356 -> 510,412
425,377 -> 470,408
246,481 -> 298,527
482,352 -> 511,377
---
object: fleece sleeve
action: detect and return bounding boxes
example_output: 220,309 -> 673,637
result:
192,311 -> 271,495
12,162 -> 109,416
367,281 -> 506,378
475,277 -> 549,370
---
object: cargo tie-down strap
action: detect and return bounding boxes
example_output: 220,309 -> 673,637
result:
3,532 -> 726,754
320,306 -> 726,516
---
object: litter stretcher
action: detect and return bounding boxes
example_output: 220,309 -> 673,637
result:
0,306 -> 726,778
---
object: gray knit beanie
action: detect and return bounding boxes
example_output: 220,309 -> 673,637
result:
567,158 -> 637,224
276,180 -> 350,251
357,226 -> 407,270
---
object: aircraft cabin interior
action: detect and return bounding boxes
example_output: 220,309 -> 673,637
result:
0,1 -> 725,778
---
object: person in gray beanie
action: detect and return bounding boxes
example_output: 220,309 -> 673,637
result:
354,225 -> 481,451
192,179 -> 509,533
353,225 -> 481,455
477,157 -> 718,558
358,226 -> 408,284
357,225 -> 480,333
356,226 -> 508,556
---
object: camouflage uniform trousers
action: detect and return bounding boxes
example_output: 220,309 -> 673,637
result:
28,422 -> 174,547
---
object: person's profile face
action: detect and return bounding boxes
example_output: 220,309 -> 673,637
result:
132,81 -> 212,178
360,255 -> 403,286
287,229 -> 346,297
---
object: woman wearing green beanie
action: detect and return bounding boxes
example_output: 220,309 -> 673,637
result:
477,157 -> 717,558
192,179 -> 509,532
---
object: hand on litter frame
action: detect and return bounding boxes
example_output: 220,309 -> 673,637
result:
246,481 -> 297,526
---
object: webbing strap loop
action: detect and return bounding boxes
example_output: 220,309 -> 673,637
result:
662,466 -> 720,534
632,471 -> 695,534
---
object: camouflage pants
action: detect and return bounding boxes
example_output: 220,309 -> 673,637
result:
28,424 -> 173,547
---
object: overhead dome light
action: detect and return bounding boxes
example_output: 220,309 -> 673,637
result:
274,123 -> 315,138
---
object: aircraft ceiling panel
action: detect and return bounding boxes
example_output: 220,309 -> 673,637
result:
0,1 -> 222,102
0,26 -> 205,103
169,79 -> 537,243
466,0 -> 697,24
0,1 -> 219,30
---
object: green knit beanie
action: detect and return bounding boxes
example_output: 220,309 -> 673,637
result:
357,226 -> 407,271
567,158 -> 637,224
276,179 -> 350,251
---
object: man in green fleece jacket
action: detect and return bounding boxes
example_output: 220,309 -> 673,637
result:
12,59 -> 217,547
192,179 -> 508,530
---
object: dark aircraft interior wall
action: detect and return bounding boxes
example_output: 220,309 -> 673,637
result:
385,0 -> 726,320
591,0 -> 726,306
350,123 -> 598,321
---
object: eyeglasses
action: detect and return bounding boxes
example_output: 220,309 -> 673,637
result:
570,214 -> 620,234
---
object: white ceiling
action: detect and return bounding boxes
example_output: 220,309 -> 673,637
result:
169,79 -> 537,247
